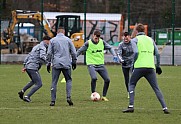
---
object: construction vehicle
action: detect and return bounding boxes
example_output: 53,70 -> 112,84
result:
1,10 -> 54,53
54,15 -> 84,49
1,10 -> 84,53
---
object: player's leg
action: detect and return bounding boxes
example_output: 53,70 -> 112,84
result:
122,67 -> 130,92
23,69 -> 43,102
98,66 -> 110,101
123,68 -> 143,113
62,68 -> 73,106
18,69 -> 34,100
22,81 -> 34,92
19,69 -> 35,91
87,65 -> 97,93
144,69 -> 169,114
50,68 -> 61,105
26,70 -> 42,97
129,69 -> 143,106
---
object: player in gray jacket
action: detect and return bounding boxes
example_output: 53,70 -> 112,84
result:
117,32 -> 135,98
46,27 -> 77,106
18,35 -> 51,102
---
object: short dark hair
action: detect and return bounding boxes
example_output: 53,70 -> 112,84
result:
43,35 -> 51,40
136,23 -> 145,32
124,32 -> 130,36
93,30 -> 101,37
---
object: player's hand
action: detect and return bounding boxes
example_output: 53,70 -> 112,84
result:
47,63 -> 51,73
72,63 -> 77,70
120,58 -> 125,63
113,56 -> 119,63
156,66 -> 162,75
21,68 -> 26,73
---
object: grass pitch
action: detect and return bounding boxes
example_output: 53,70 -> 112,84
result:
0,65 -> 180,124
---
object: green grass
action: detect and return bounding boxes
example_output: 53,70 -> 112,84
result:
0,65 -> 180,124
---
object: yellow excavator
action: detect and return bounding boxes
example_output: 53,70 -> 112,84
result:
1,10 -> 84,53
1,10 -> 55,53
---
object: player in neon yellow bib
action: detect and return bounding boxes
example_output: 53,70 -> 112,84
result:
122,23 -> 169,114
77,30 -> 118,101
86,38 -> 104,65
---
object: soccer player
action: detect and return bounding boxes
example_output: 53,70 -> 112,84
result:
117,32 -> 134,98
77,30 -> 119,101
18,35 -> 51,102
122,23 -> 170,114
46,27 -> 77,106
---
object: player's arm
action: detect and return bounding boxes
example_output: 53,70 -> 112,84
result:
46,41 -> 53,73
152,39 -> 162,74
153,40 -> 160,67
39,47 -> 47,63
69,39 -> 77,63
103,41 -> 116,56
23,56 -> 28,66
131,23 -> 138,38
131,38 -> 138,63
103,41 -> 119,62
117,43 -> 124,62
46,41 -> 53,63
76,41 -> 89,57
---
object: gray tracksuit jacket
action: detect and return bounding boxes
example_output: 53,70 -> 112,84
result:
46,33 -> 77,69
117,41 -> 135,68
24,41 -> 48,70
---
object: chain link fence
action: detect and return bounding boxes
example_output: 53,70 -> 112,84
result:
0,0 -> 180,65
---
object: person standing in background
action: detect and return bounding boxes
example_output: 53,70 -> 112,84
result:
117,32 -> 135,98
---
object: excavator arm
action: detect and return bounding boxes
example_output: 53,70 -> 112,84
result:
1,10 -> 54,48
12,10 -> 54,37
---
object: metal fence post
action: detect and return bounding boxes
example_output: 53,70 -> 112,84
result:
128,0 -> 130,33
172,0 -> 175,66
83,0 -> 86,65
0,1 -> 2,64
41,0 -> 44,41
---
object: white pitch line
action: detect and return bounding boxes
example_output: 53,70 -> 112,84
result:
0,107 -> 62,110
0,107 -> 181,111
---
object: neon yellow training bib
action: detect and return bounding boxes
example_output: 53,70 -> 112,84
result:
134,35 -> 155,68
86,39 -> 104,65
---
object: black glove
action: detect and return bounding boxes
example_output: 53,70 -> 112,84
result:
72,63 -> 77,70
156,66 -> 162,75
47,64 -> 51,73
